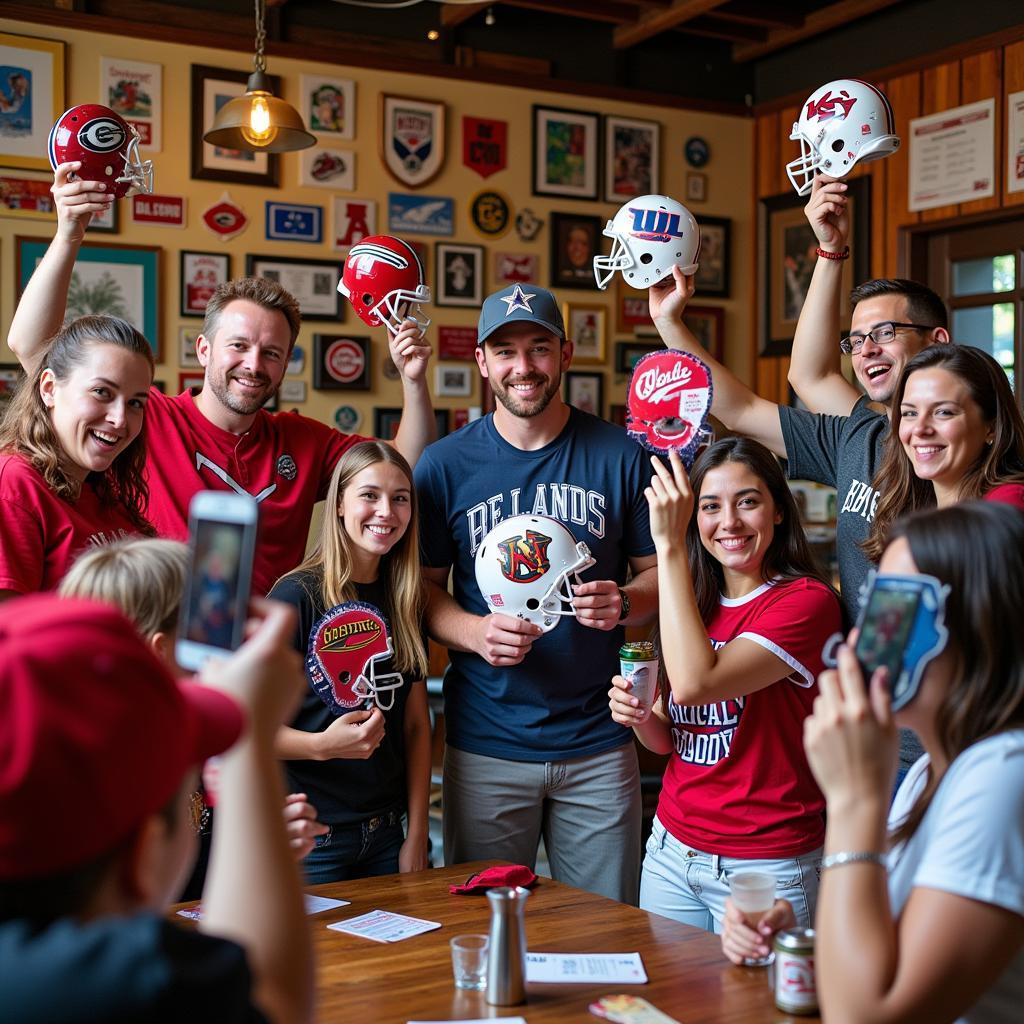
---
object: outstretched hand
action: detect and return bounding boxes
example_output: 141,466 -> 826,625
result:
51,162 -> 113,243
389,319 -> 431,385
648,264 -> 696,326
645,449 -> 694,549
805,175 -> 850,253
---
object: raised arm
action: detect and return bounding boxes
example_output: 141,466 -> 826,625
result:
388,321 -> 434,469
7,164 -> 113,373
787,176 -> 861,416
651,267 -> 786,458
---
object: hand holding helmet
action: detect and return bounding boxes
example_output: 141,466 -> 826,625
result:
50,161 -> 114,243
804,175 -> 851,254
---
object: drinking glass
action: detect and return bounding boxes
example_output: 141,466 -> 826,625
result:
729,871 -> 777,966
450,934 -> 489,990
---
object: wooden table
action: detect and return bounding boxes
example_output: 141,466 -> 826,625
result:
283,861 -> 819,1023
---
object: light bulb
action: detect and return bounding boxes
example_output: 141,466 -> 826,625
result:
240,95 -> 278,147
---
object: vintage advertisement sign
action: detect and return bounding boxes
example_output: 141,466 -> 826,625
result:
100,57 -> 161,151
131,192 -> 184,226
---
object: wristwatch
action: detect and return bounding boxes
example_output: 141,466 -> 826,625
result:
618,588 -> 631,621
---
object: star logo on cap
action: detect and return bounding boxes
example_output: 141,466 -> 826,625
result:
500,284 -> 536,317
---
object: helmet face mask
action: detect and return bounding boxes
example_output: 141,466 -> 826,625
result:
339,236 -> 432,338
474,514 -> 597,633
594,195 -> 700,291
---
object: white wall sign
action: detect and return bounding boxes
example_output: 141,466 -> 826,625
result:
1008,90 -> 1024,195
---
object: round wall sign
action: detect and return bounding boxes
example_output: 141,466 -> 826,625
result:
684,136 -> 710,168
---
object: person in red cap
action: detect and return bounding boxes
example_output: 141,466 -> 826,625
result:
0,594 -> 312,1023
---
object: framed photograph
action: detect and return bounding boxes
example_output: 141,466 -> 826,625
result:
190,64 -> 279,187
759,176 -> 869,355
615,340 -> 660,374
279,379 -> 307,404
381,94 -> 446,188
87,199 -> 119,234
17,236 -> 161,358
374,406 -> 402,440
179,326 -> 201,368
100,56 -> 161,151
299,146 -> 355,191
0,32 -> 65,170
532,105 -> 600,200
300,74 -> 355,139
683,305 -> 725,362
615,278 -> 655,334
563,302 -> 606,364
435,364 -> 473,398
685,172 -> 707,204
178,371 -> 205,393
180,250 -> 230,317
436,242 -> 484,307
313,334 -> 370,390
550,213 -> 601,290
0,170 -> 54,222
694,216 -> 730,298
246,254 -> 342,320
565,371 -> 604,416
604,115 -> 659,202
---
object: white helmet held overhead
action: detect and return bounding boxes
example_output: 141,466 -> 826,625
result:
474,514 -> 596,633
593,195 -> 700,291
787,78 -> 900,196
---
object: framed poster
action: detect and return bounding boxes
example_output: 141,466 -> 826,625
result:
381,94 -> 445,188
374,406 -> 402,440
562,302 -> 606,364
604,115 -> 659,202
190,64 -> 279,187
300,74 -> 355,139
17,236 -> 161,358
299,146 -> 355,191
179,326 -> 201,368
436,242 -> 484,308
0,170 -> 54,221
694,216 -> 731,298
565,371 -> 604,416
100,56 -> 161,150
615,277 -> 655,334
550,212 -> 601,290
494,251 -> 538,285
683,304 -> 725,362
180,250 -> 230,317
532,105 -> 600,200
313,334 -> 370,390
0,32 -> 65,170
178,371 -> 205,393
246,253 -> 342,320
435,364 -> 473,397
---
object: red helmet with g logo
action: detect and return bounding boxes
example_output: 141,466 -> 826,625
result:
338,235 -> 431,338
48,104 -> 153,199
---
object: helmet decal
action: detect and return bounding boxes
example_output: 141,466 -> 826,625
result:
496,529 -> 552,583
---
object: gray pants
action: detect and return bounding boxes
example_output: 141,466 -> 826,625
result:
442,743 -> 642,905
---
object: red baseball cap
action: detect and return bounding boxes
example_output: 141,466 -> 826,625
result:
0,594 -> 244,880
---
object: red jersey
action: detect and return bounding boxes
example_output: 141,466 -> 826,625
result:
0,454 -> 137,594
985,482 -> 1024,511
142,388 -> 363,595
656,577 -> 840,858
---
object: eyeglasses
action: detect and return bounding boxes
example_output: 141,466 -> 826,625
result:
839,322 -> 936,355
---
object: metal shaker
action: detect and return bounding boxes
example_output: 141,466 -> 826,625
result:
485,885 -> 530,1005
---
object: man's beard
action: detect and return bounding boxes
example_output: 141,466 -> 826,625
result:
206,368 -> 276,415
490,372 -> 561,418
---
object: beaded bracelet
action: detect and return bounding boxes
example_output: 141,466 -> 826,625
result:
816,245 -> 850,261
821,850 -> 886,870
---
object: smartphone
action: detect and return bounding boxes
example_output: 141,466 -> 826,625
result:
854,582 -> 920,688
176,491 -> 258,673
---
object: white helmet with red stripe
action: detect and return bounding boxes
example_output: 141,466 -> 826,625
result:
786,79 -> 900,196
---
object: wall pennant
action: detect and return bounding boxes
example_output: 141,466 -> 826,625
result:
202,192 -> 248,241
463,116 -> 507,179
381,94 -> 445,188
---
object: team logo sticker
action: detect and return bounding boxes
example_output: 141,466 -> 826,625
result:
463,116 -> 507,179
627,349 -> 713,465
806,88 -> 857,122
470,189 -> 511,238
382,95 -> 445,188
496,529 -> 552,584
276,454 -> 297,481
79,116 -> 127,153
202,192 -> 248,241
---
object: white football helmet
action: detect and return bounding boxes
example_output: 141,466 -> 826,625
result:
787,79 -> 900,196
593,195 -> 700,291
474,514 -> 596,633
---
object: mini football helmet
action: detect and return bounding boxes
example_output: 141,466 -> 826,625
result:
787,79 -> 900,195
593,195 -> 700,291
48,104 -> 153,199
338,235 -> 431,338
474,514 -> 596,633
305,601 -> 404,713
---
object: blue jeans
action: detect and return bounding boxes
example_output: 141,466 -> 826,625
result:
639,815 -> 821,934
303,810 -> 405,885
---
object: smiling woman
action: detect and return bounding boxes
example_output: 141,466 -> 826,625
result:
0,314 -> 155,599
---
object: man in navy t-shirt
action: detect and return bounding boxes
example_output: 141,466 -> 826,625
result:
415,284 -> 658,904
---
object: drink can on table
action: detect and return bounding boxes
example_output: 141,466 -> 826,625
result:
773,928 -> 818,1015
618,641 -> 659,708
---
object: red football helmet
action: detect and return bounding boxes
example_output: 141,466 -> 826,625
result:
305,601 -> 404,713
338,235 -> 431,337
48,104 -> 153,199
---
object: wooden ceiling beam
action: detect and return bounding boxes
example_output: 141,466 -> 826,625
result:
613,0 -> 728,49
676,16 -> 767,43
713,1 -> 804,29
486,1 -> 643,25
440,3 -> 489,29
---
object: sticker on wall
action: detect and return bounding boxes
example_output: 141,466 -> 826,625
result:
515,207 -> 543,242
334,404 -> 362,433
202,192 -> 248,241
333,198 -> 377,251
494,252 -> 538,285
314,334 -> 370,390
132,193 -> 185,227
101,57 -> 162,151
266,201 -> 323,243
279,379 -> 307,404
287,344 -> 306,376
388,193 -> 454,237
463,116 -> 507,179
469,189 -> 511,238
300,147 -> 355,191
381,94 -> 446,188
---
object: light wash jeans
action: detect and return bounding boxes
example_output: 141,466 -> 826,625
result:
639,815 -> 821,934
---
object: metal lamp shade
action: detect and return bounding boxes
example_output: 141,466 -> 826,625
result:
203,72 -> 315,153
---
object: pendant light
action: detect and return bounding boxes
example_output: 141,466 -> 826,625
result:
203,0 -> 315,153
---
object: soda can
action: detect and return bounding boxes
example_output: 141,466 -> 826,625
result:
618,641 -> 659,709
773,928 -> 817,1015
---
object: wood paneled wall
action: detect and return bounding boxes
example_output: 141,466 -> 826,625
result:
751,34 -> 1024,405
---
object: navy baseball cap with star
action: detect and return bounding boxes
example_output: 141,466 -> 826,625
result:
477,283 -> 566,346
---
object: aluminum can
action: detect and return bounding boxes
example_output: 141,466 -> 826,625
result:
773,928 -> 817,1015
618,641 -> 659,708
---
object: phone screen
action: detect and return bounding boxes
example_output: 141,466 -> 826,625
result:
854,586 -> 920,687
183,518 -> 248,651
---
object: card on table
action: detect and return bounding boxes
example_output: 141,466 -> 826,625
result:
177,893 -> 350,921
589,994 -> 681,1024
327,909 -> 442,943
526,952 -> 648,984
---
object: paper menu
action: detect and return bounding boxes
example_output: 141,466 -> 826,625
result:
526,952 -> 648,984
327,909 -> 441,943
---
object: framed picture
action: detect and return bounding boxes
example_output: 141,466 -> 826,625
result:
87,199 -> 119,234
279,379 -> 307,404
178,371 -> 205,393
494,251 -> 538,286
532,105 -> 600,200
563,302 -> 606,364
0,363 -> 24,415
381,94 -> 446,188
313,334 -> 370,390
614,340 -> 660,374
190,64 -> 279,187
0,32 -> 65,170
374,406 -> 402,440
685,172 -> 707,204
300,73 -> 355,139
565,371 -> 604,416
759,177 -> 869,355
100,56 -> 161,151
694,216 -> 730,298
299,146 -> 355,191
333,196 -> 377,251
615,278 -> 655,334
435,364 -> 473,398
604,115 -> 659,202
180,250 -> 230,317
0,170 -> 54,221
550,213 -> 601,290
436,242 -> 484,307
683,305 -> 725,362
179,326 -> 201,368
17,236 -> 162,358
246,254 -> 342,320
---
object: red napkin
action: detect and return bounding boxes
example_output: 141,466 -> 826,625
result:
449,864 -> 539,894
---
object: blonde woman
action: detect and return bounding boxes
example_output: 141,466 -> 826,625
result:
270,441 -> 432,883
